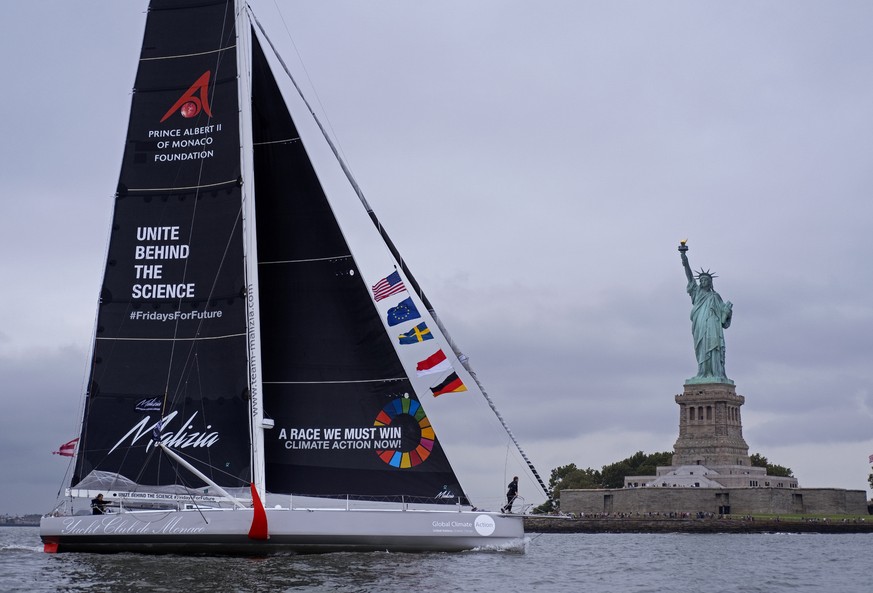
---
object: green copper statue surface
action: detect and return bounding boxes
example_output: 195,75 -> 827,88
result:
679,241 -> 733,385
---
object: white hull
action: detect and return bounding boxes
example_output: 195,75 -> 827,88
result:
40,508 -> 524,554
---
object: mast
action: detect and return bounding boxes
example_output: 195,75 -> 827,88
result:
236,1 -> 267,499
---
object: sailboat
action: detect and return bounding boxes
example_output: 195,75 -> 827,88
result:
40,0 -> 548,554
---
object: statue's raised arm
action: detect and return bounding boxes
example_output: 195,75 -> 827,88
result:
679,240 -> 694,284
677,241 -> 733,385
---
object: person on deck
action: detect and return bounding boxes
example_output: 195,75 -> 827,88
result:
502,476 -> 519,513
91,493 -> 108,515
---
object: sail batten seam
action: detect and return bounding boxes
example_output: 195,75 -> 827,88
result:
140,45 -> 236,62
259,255 -> 352,265
253,137 -> 300,146
96,333 -> 246,342
123,179 -> 239,193
263,379 -> 406,385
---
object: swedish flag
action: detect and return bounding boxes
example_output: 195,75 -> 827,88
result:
398,322 -> 433,344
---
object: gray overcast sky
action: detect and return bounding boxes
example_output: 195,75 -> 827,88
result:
2,1 -> 872,515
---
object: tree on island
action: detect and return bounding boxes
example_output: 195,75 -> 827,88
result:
534,451 -> 672,513
601,451 -> 674,488
535,451 -> 793,514
533,464 -> 601,513
749,453 -> 794,478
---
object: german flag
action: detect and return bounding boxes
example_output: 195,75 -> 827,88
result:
430,372 -> 467,397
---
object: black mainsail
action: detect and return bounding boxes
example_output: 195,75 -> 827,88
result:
73,0 -> 251,491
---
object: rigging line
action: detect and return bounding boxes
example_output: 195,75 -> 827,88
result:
84,394 -> 162,493
161,206 -> 245,407
161,7 -> 239,410
251,4 -> 552,504
162,453 -> 210,524
261,0 -> 354,168
191,354 -> 216,479
70,191 -> 118,490
169,445 -> 250,484
76,188 -> 157,484
140,45 -> 236,62
525,531 -> 546,547
259,254 -> 352,265
54,453 -> 78,503
466,363 -> 552,502
247,6 -> 381,362
122,441 -> 163,497
247,5 -> 371,212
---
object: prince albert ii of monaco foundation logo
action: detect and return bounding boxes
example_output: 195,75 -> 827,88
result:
160,71 -> 213,122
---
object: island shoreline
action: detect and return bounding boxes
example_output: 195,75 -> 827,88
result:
524,516 -> 873,534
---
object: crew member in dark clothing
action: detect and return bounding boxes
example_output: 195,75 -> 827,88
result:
502,476 -> 519,513
91,493 -> 108,515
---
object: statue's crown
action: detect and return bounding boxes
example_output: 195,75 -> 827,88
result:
695,268 -> 717,280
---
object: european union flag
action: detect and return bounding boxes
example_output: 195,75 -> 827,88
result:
386,297 -> 421,327
398,322 -> 433,344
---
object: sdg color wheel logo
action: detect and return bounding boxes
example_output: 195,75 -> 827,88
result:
373,398 -> 434,468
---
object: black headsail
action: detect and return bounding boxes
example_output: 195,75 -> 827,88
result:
72,0 -> 251,492
250,36 -> 467,504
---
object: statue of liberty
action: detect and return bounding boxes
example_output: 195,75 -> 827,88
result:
679,241 -> 733,384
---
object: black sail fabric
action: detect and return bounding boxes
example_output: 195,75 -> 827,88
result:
250,37 -> 466,504
73,0 -> 251,489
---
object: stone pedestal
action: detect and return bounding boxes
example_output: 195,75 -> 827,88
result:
672,382 -> 751,467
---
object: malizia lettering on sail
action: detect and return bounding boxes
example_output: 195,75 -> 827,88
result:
109,411 -> 219,455
135,398 -> 163,412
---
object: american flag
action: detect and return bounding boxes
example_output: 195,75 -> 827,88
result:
371,271 -> 406,302
869,453 -> 873,464
53,438 -> 79,457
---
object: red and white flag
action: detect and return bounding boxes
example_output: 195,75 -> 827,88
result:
53,438 -> 79,457
416,349 -> 452,377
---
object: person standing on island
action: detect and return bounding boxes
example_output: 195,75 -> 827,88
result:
502,476 -> 519,513
679,241 -> 733,383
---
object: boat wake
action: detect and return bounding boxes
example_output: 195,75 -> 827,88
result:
466,537 -> 527,554
1,544 -> 43,554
